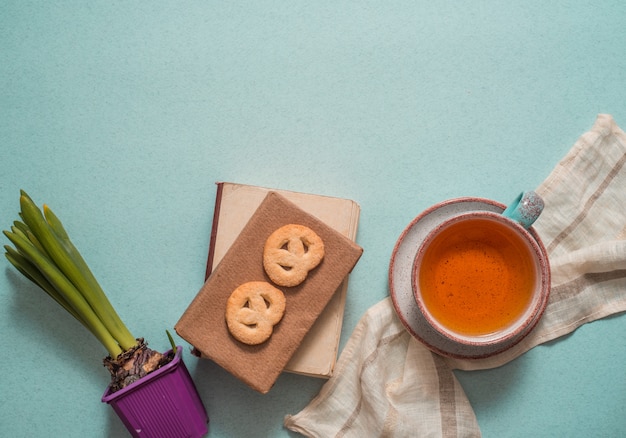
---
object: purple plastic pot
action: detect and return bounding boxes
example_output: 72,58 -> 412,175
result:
102,346 -> 208,438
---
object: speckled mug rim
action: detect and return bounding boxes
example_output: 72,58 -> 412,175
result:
388,197 -> 551,360
411,211 -> 547,348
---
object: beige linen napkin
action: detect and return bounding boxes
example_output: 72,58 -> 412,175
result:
285,114 -> 626,437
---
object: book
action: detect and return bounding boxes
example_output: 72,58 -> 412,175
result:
177,191 -> 363,393
204,182 -> 361,378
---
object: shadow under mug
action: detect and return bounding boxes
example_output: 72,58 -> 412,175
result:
410,194 -> 550,358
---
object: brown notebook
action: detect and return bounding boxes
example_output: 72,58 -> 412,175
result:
204,182 -> 361,378
176,191 -> 363,393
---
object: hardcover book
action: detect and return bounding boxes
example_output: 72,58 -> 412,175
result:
176,190 -> 362,393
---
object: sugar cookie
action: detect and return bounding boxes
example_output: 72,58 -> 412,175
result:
263,224 -> 324,287
225,281 -> 286,345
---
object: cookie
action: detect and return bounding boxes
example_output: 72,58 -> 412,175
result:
263,224 -> 325,287
225,281 -> 286,345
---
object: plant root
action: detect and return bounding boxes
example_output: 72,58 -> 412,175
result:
103,338 -> 172,392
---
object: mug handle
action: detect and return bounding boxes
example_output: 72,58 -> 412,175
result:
502,191 -> 544,229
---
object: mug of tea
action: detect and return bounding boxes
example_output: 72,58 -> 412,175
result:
389,192 -> 550,359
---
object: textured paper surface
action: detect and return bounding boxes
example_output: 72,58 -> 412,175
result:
176,192 -> 363,393
206,182 -> 361,377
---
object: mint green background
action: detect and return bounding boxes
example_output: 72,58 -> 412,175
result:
1,2 -> 625,437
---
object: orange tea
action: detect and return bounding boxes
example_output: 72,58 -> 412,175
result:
417,216 -> 536,337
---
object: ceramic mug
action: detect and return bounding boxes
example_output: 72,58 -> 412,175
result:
409,191 -> 550,358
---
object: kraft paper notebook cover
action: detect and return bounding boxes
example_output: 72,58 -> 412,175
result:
205,182 -> 361,378
176,191 -> 363,393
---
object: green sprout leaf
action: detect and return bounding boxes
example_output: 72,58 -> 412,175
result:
166,329 -> 177,355
4,191 -> 139,358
